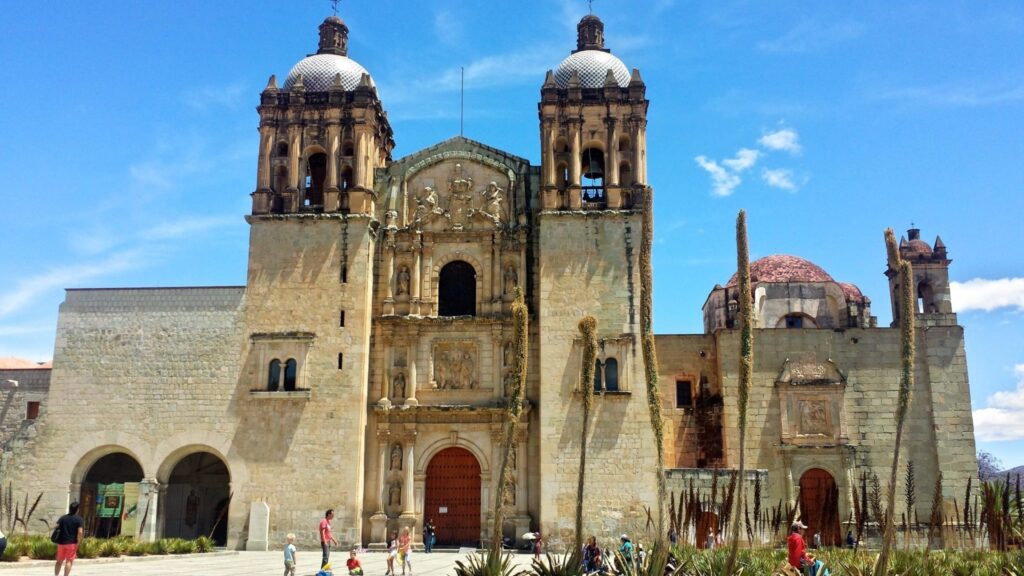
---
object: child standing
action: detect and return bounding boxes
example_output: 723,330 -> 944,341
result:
346,550 -> 364,575
283,533 -> 297,576
386,530 -> 398,576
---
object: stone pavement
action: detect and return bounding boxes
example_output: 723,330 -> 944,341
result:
0,550 -> 543,576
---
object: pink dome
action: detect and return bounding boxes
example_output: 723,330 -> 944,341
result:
727,255 -> 833,286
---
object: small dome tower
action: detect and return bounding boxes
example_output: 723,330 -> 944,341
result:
251,15 -> 394,216
887,227 -> 954,325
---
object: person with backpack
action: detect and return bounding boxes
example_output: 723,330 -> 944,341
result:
53,502 -> 84,576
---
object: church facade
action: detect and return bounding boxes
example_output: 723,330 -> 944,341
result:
4,14 -> 977,551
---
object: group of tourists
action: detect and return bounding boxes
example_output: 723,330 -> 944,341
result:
578,533 -> 649,575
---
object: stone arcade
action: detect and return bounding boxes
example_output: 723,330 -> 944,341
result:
2,13 -> 976,551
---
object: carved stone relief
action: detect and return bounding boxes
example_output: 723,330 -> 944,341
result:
388,481 -> 401,506
798,399 -> 830,436
408,163 -> 508,231
432,341 -> 478,389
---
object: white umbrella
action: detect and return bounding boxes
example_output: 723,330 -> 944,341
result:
522,532 -> 537,540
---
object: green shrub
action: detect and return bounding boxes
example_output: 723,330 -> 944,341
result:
194,535 -> 215,553
29,538 -> 57,560
126,540 -> 150,556
151,538 -> 172,555
99,538 -> 124,557
76,537 -> 101,559
169,538 -> 196,554
1,535 -> 30,561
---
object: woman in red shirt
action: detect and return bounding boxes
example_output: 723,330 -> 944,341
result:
787,521 -> 814,570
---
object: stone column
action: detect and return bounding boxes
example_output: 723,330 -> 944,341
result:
490,232 -> 501,312
398,432 -> 418,541
406,340 -> 419,406
411,234 -> 423,315
383,240 -> 396,315
493,331 -> 505,402
381,340 -> 393,405
369,428 -> 390,547
607,119 -> 620,185
542,122 -> 555,187
257,126 -> 273,190
422,237 -> 435,315
324,124 -> 341,211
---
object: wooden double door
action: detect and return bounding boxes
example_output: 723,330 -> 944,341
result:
424,447 -> 481,546
799,468 -> 841,547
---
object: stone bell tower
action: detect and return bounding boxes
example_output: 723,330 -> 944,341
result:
239,15 -> 393,545
887,227 -> 954,326
534,12 -> 658,546
251,15 -> 393,216
538,13 -> 649,210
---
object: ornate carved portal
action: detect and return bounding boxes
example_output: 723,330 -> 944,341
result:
431,341 -> 479,390
776,358 -> 848,446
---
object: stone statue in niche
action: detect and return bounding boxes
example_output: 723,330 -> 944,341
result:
798,399 -> 830,436
481,181 -> 505,221
392,371 -> 406,399
388,482 -> 401,506
432,342 -> 478,389
447,164 -> 474,229
503,265 -> 518,295
396,266 -> 410,296
503,342 -> 513,367
390,443 -> 402,471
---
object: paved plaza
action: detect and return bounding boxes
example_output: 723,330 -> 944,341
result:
0,550 -> 542,576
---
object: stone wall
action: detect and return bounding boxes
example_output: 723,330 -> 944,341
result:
2,287 -> 246,544
0,367 -> 50,459
536,210 -> 658,549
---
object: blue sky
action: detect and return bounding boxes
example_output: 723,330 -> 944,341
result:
1,1 -> 1022,468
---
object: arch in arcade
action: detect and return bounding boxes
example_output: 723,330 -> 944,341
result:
159,451 -> 231,546
77,452 -> 145,538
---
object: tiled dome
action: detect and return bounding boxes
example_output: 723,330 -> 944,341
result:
906,239 -> 932,254
727,255 -> 834,286
284,54 -> 373,92
554,50 -> 630,88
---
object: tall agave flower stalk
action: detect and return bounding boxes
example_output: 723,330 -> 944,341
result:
575,315 -> 598,551
489,287 -> 529,557
639,186 -> 667,540
725,209 -> 753,574
875,228 -> 915,576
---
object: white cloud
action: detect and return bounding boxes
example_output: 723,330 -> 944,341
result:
695,156 -> 742,197
141,215 -> 238,242
875,82 -> 1024,109
758,128 -> 802,154
722,148 -> 760,172
761,168 -> 797,191
951,278 -> 1024,312
974,364 -> 1024,441
758,21 -> 863,54
0,251 -> 141,318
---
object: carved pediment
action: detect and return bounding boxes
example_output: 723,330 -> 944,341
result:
775,358 -> 845,387
408,160 -> 509,232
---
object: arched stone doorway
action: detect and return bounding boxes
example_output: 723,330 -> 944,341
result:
799,468 -> 841,547
80,453 -> 144,538
439,261 -> 476,316
424,447 -> 481,547
162,452 -> 231,545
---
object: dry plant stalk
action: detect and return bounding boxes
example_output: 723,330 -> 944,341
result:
489,287 -> 529,557
725,209 -> 753,574
575,315 -> 598,551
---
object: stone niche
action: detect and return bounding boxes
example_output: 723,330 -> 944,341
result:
776,358 -> 848,446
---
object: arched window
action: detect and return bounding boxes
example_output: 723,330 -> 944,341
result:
594,359 -> 603,391
619,161 -> 632,187
438,260 -> 477,316
340,166 -> 353,191
604,358 -> 619,391
267,359 -> 281,391
779,313 -> 817,329
556,162 -> 569,188
284,358 -> 297,391
342,141 -> 355,156
276,142 -> 289,157
581,147 -> 605,203
305,152 -> 327,208
917,281 -> 934,313
618,136 -> 630,152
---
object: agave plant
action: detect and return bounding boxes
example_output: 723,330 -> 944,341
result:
530,549 -> 584,576
455,550 -> 527,576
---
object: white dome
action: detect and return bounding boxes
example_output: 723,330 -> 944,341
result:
284,53 -> 374,92
554,50 -> 630,89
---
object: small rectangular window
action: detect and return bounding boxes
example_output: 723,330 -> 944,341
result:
785,315 -> 804,328
339,310 -> 345,327
26,401 -> 40,420
675,380 -> 692,409
341,265 -> 348,283
338,353 -> 344,370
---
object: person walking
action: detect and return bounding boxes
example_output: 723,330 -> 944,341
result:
533,532 -> 543,559
386,530 -> 398,576
320,509 -> 339,570
398,527 -> 413,576
53,501 -> 84,576
423,518 -> 435,553
617,534 -> 634,574
283,533 -> 298,576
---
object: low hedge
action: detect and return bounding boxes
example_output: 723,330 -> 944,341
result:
0,534 -> 216,562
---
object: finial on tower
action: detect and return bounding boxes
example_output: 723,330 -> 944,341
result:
331,0 -> 340,16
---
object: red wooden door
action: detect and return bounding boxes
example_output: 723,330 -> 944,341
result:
424,447 -> 481,546
799,468 -> 841,546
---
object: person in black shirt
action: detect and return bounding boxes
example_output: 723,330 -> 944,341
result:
54,501 -> 84,576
